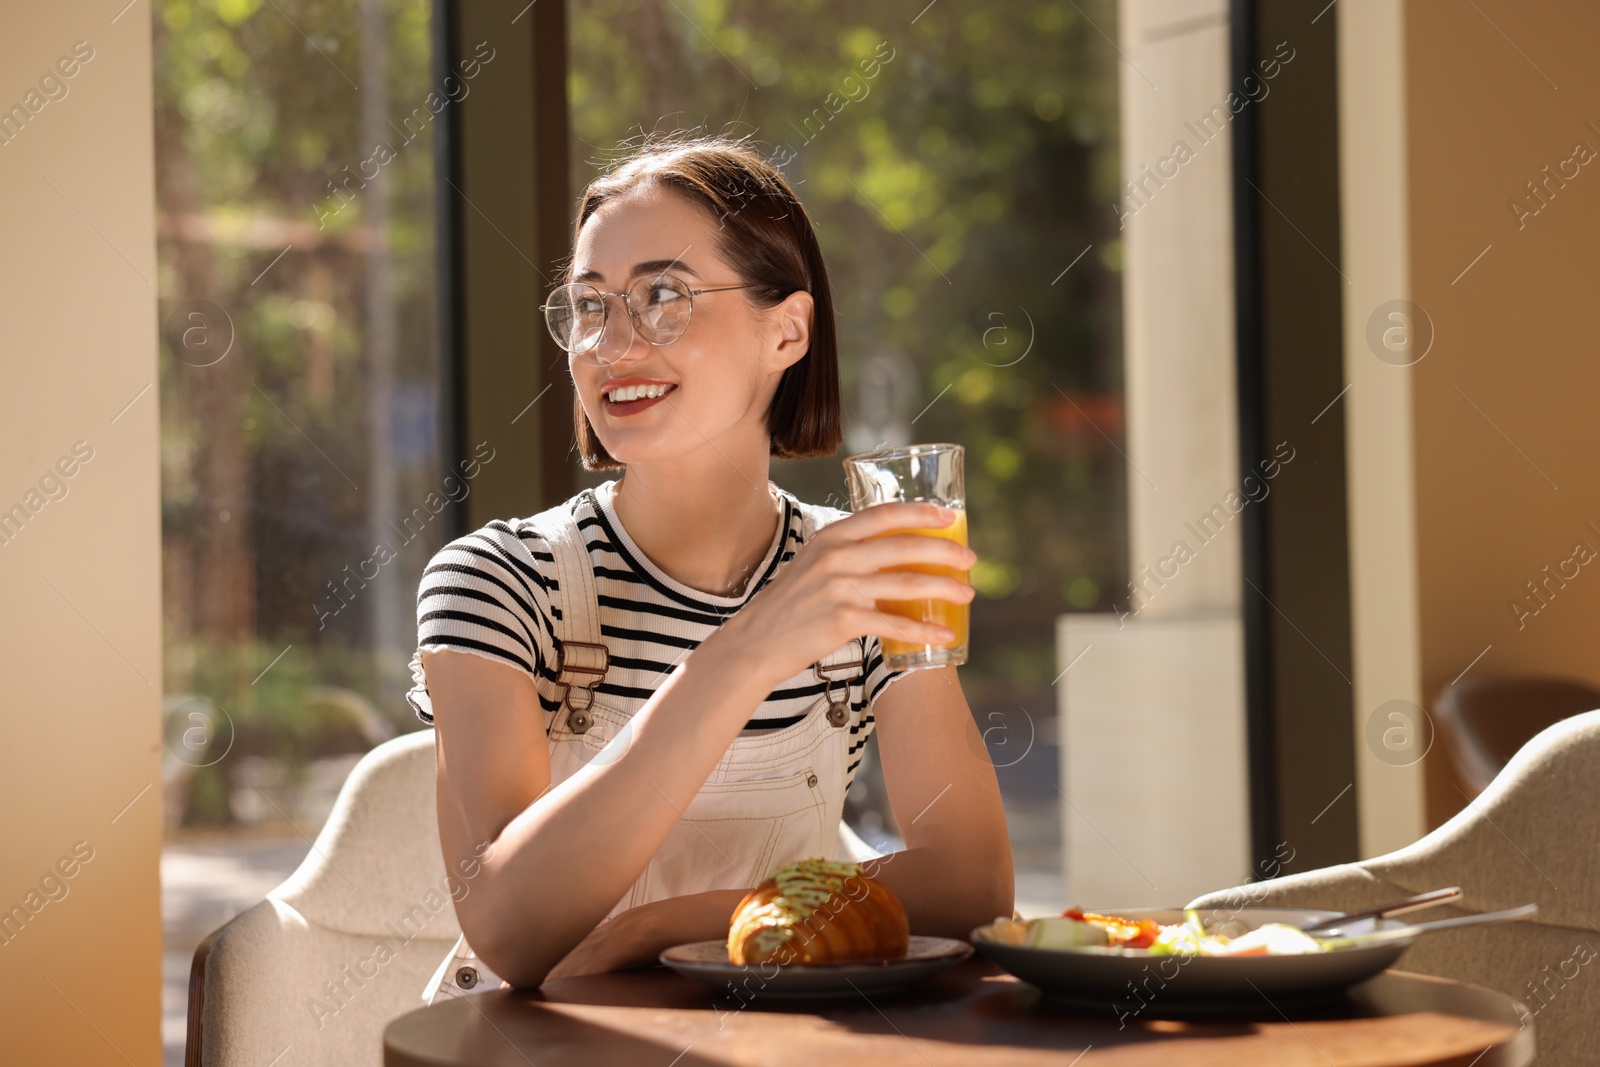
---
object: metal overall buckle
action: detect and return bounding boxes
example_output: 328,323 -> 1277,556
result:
555,639 -> 609,734
814,642 -> 865,728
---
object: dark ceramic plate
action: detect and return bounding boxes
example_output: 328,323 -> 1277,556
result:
660,935 -> 973,998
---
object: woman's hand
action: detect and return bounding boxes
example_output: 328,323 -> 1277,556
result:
541,888 -> 750,984
713,501 -> 977,686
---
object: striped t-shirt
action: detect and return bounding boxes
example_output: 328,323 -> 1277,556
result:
404,478 -> 906,789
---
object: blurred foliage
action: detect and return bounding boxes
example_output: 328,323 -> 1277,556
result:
570,0 -> 1127,704
167,632 -> 411,754
184,764 -> 235,827
163,630 -> 413,826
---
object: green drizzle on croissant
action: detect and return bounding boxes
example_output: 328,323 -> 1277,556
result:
727,857 -> 910,964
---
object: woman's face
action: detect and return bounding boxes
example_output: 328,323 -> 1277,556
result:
567,184 -> 811,468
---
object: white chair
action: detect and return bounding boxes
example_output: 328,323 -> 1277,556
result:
1188,710 -> 1600,1067
186,728 -> 882,1065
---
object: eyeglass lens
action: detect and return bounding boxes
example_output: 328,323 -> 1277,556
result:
545,274 -> 693,358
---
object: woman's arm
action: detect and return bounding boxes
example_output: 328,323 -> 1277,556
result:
860,665 -> 1015,938
430,500 -> 975,987
428,634 -> 772,988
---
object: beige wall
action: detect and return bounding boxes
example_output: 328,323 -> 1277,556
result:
1402,1 -> 1600,825
0,6 -> 164,1063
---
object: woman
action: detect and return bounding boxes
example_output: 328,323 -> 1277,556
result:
406,135 -> 1012,991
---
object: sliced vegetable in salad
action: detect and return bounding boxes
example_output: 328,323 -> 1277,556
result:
982,907 -> 1327,957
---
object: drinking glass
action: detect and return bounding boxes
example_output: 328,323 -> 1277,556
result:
843,443 -> 969,671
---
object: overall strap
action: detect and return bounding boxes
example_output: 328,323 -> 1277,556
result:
815,639 -> 866,727
531,491 -> 608,734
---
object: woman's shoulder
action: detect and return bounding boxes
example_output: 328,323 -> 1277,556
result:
424,488 -> 597,583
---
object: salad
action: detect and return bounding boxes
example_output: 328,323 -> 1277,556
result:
982,907 -> 1326,957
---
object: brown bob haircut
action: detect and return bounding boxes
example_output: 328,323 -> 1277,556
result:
563,135 -> 843,470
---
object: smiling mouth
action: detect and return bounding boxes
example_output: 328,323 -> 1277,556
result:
604,383 -> 676,404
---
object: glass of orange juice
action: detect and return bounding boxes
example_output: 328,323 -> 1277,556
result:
843,443 -> 969,671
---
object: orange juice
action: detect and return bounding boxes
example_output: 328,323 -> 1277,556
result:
874,509 -> 969,660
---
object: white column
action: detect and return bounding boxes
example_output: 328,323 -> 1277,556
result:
1057,0 -> 1251,908
1337,0 -> 1425,857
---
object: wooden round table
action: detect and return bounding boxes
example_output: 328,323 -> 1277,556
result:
384,958 -> 1534,1066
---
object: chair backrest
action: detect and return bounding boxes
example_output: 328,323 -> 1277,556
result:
1368,707 -> 1600,930
270,727 -> 461,942
1434,677 -> 1600,796
189,728 -> 458,1066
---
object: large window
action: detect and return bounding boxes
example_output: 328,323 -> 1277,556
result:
568,0 -> 1125,862
155,1 -> 441,833
155,3 -> 445,1053
154,0 -> 1125,845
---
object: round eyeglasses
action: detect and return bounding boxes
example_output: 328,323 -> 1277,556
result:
540,273 -> 765,364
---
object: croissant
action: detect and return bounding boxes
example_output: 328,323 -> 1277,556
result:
727,857 -> 910,965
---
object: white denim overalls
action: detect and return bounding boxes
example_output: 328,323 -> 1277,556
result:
422,484 -> 868,1003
